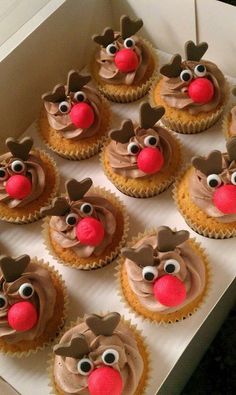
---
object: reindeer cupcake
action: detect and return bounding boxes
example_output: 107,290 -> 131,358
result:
0,254 -> 67,356
101,102 -> 182,197
174,137 -> 236,238
222,86 -> 236,139
150,40 -> 228,133
0,136 -> 59,223
39,70 -> 110,160
118,226 -> 209,323
50,312 -> 149,395
91,15 -> 158,102
41,177 -> 129,270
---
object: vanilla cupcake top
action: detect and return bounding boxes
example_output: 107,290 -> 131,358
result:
229,87 -> 236,136
122,226 -> 206,313
160,41 -> 226,115
189,137 -> 236,223
53,312 -> 143,395
93,15 -> 152,86
41,178 -> 117,257
107,102 -> 174,178
42,70 -> 103,139
0,255 -> 56,343
0,137 -> 45,208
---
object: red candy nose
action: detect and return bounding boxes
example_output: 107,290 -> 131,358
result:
114,48 -> 139,73
88,366 -> 123,395
76,217 -> 105,246
153,275 -> 186,307
137,147 -> 164,174
188,77 -> 214,104
8,301 -> 38,332
70,102 -> 94,129
213,184 -> 236,214
5,174 -> 31,199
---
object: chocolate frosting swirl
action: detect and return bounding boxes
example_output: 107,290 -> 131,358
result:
230,106 -> 236,135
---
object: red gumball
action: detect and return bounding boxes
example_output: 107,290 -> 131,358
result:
153,275 -> 186,307
88,366 -> 123,395
137,147 -> 164,174
70,102 -> 94,129
5,175 -> 31,199
213,184 -> 236,214
114,48 -> 139,73
188,77 -> 214,104
76,217 -> 104,246
8,301 -> 38,332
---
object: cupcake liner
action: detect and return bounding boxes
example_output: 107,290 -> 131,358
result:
0,258 -> 69,357
91,38 -> 159,103
42,187 -> 129,270
116,229 -> 211,325
48,315 -> 150,395
222,102 -> 236,140
38,96 -> 111,160
173,166 -> 236,238
0,150 -> 60,224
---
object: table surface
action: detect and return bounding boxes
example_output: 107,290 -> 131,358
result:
0,51 -> 236,395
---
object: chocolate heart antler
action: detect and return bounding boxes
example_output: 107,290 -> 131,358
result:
226,137 -> 236,162
192,151 -> 223,176
67,70 -> 91,93
6,137 -> 33,161
86,312 -> 121,336
185,40 -> 208,61
121,244 -> 154,267
139,102 -> 165,129
157,226 -> 189,252
42,84 -> 66,103
40,197 -> 70,217
109,120 -> 135,143
160,54 -> 182,78
54,334 -> 90,359
65,178 -> 93,202
120,15 -> 143,39
0,255 -> 30,282
92,27 -> 115,47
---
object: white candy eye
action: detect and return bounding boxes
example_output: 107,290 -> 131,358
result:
77,358 -> 94,375
127,142 -> 140,155
144,135 -> 158,147
124,37 -> 135,49
207,174 -> 222,188
66,213 -> 79,226
0,167 -> 8,181
194,64 -> 206,77
80,203 -> 93,216
18,283 -> 34,299
59,101 -> 71,114
0,294 -> 8,310
142,266 -> 158,282
231,171 -> 236,185
106,43 -> 117,56
10,160 -> 25,174
180,69 -> 193,82
164,259 -> 180,274
102,349 -> 119,365
74,91 -> 87,102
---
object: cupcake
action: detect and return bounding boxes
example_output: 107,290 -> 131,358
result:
150,40 -> 228,133
0,254 -> 67,356
41,177 -> 129,270
49,312 -> 149,395
222,86 -> 236,139
39,70 -> 110,160
174,137 -> 236,238
0,136 -> 59,224
101,102 -> 182,198
91,15 -> 158,103
119,226 -> 210,323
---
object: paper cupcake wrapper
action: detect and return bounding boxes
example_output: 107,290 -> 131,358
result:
222,102 -> 236,140
0,258 -> 69,357
0,150 -> 60,224
91,38 -> 159,103
42,187 -> 129,270
47,314 -> 150,395
38,96 -> 111,160
116,228 -> 211,325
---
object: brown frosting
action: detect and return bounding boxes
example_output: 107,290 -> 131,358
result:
230,106 -> 236,135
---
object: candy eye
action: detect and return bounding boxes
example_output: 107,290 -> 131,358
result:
102,349 -> 119,366
180,69 -> 193,82
0,294 -> 8,310
142,266 -> 158,282
207,174 -> 222,188
106,43 -> 117,56
127,142 -> 140,155
59,101 -> 71,114
124,37 -> 135,49
0,167 -> 8,181
194,64 -> 206,77
77,358 -> 94,375
144,135 -> 158,147
164,259 -> 180,274
66,213 -> 79,226
18,283 -> 34,299
74,91 -> 87,102
231,171 -> 236,185
11,160 -> 25,174
80,203 -> 93,216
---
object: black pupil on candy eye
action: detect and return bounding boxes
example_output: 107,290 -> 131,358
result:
0,169 -> 6,178
104,353 -> 115,364
209,179 -> 219,188
197,65 -> 205,73
148,137 -> 157,145
76,94 -> 84,102
109,45 -> 116,54
80,361 -> 91,373
14,163 -> 23,172
131,145 -> 139,154
60,104 -> 68,113
182,72 -> 191,81
165,264 -> 175,273
0,298 -> 6,308
125,39 -> 133,47
23,286 -> 33,297
82,204 -> 92,214
67,216 -> 77,225
144,272 -> 154,281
